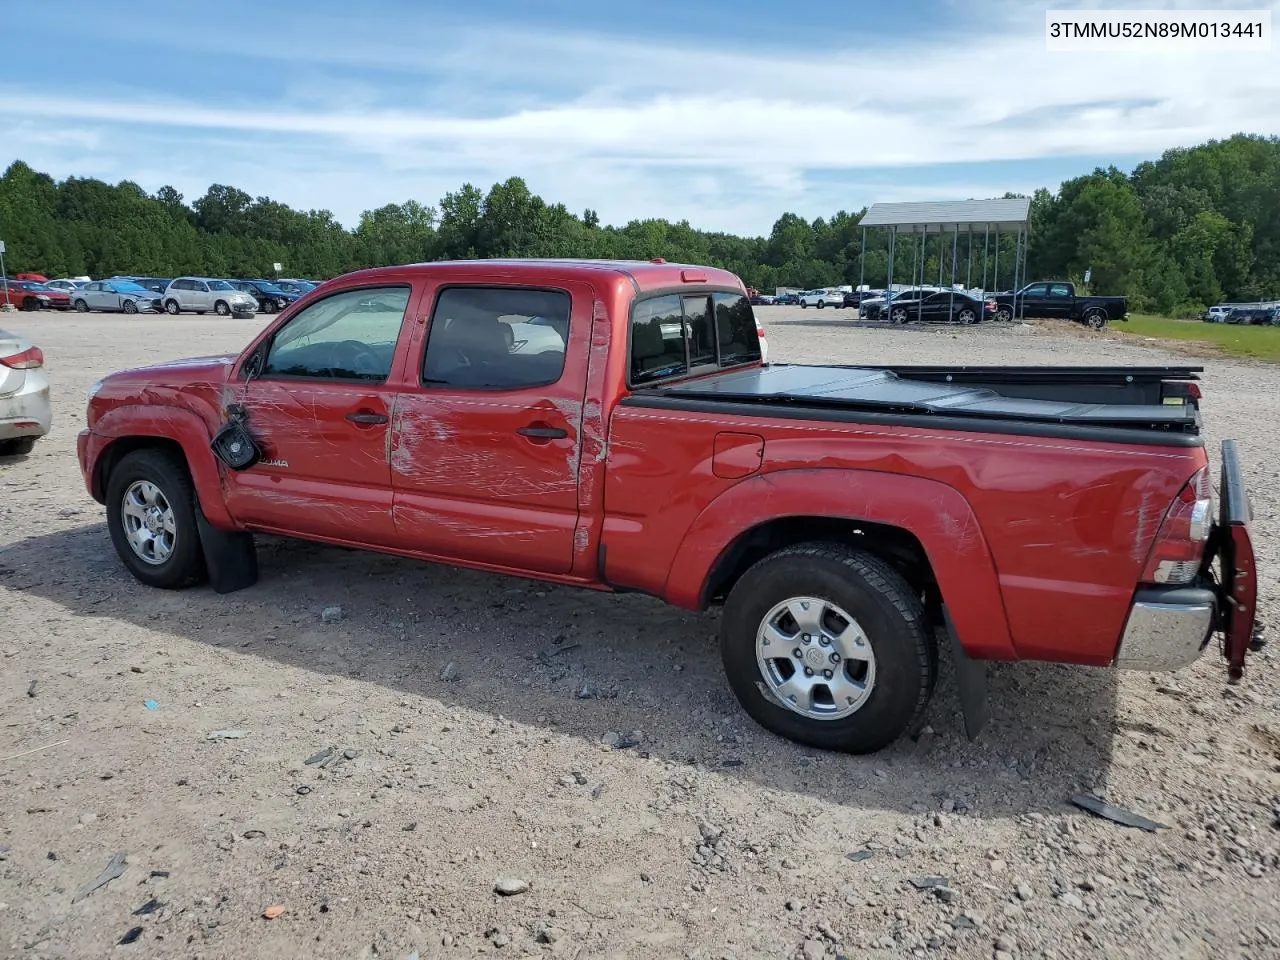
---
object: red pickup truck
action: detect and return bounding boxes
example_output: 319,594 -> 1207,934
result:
77,259 -> 1260,753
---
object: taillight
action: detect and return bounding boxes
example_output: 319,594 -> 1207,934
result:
0,346 -> 43,370
1140,466 -> 1213,585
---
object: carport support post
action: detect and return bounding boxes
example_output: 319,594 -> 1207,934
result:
887,226 -> 896,302
858,226 -> 866,306
981,224 -> 989,295
917,229 -> 926,322
993,227 -> 1001,303
949,229 -> 958,320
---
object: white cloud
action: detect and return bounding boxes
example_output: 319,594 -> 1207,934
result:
2,1 -> 1278,234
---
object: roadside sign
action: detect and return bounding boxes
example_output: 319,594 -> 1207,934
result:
273,262 -> 282,272
1084,268 -> 1091,284
0,241 -> 6,254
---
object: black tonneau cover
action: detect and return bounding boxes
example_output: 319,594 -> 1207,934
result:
637,364 -> 1202,433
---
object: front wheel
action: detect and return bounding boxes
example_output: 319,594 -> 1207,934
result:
720,542 -> 936,754
123,299 -> 138,315
214,300 -> 230,317
105,449 -> 206,589
817,300 -> 826,309
800,302 -> 808,309
890,306 -> 908,324
74,299 -> 90,313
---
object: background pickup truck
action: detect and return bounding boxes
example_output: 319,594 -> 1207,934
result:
991,281 -> 1128,328
78,259 -> 1258,754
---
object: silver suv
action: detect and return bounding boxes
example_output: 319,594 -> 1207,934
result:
162,278 -> 257,317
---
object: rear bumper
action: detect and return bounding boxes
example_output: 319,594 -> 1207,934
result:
0,371 -> 52,440
1114,587 -> 1215,671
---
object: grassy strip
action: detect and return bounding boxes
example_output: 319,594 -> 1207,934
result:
1118,314 -> 1280,362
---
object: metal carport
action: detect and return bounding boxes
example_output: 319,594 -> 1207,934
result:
857,198 -> 1032,323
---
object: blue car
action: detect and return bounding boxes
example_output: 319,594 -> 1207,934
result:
233,280 -> 300,314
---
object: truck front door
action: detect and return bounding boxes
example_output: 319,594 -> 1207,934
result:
389,280 -> 591,574
221,284 -> 415,545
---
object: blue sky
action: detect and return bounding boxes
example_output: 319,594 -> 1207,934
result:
2,0 -> 1277,236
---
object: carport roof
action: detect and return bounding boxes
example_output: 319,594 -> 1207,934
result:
859,198 -> 1031,232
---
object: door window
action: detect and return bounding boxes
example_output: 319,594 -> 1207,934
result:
1048,283 -> 1072,297
422,286 -> 571,389
261,286 -> 410,382
1022,283 -> 1048,297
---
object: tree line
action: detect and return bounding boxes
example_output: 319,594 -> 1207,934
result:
1,133 -> 1277,315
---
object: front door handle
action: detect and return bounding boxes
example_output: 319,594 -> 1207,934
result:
346,411 -> 388,425
517,425 -> 567,440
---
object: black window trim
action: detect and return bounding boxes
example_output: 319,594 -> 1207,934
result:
418,282 -> 574,392
626,284 -> 761,390
244,281 -> 414,385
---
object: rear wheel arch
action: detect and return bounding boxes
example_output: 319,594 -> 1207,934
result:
700,515 -> 940,613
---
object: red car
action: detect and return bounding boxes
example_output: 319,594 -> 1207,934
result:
0,279 -> 72,311
77,259 -> 1259,753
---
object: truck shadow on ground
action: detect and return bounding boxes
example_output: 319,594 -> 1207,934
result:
3,523 -> 1121,819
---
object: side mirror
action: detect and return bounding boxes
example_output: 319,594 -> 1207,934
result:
243,349 -> 265,382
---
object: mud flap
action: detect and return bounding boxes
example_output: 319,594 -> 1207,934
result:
944,609 -> 989,741
196,508 -> 258,594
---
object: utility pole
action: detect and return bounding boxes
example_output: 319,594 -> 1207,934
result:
0,240 -> 8,308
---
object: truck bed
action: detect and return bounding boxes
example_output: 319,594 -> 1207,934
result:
626,364 -> 1203,444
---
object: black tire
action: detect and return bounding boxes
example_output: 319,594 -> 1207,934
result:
720,541 -> 936,754
165,299 -> 180,315
123,299 -> 138,315
21,298 -> 39,312
1083,309 -> 1107,330
214,300 -> 230,317
105,449 -> 206,589
800,302 -> 808,309
890,306 -> 908,324
958,307 -> 977,324
995,306 -> 1013,323
0,436 -> 37,457
817,301 -> 826,309
74,299 -> 89,313
262,300 -> 276,314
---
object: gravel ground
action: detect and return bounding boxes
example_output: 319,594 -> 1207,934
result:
0,306 -> 1277,960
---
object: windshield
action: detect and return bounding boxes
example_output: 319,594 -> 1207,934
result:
112,281 -> 149,293
255,282 -> 286,295
208,280 -> 235,291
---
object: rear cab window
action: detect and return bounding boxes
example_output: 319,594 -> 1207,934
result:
629,289 -> 760,387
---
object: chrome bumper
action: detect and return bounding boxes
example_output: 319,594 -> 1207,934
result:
1113,587 -> 1215,671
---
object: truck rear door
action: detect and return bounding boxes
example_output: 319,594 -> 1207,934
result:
389,279 -> 593,574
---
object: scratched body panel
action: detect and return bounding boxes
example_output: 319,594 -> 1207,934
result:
602,405 -> 1202,664
389,276 -> 598,575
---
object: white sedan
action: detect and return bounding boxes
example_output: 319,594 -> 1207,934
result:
0,328 -> 51,457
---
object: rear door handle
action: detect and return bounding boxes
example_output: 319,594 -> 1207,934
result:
346,411 -> 389,425
517,425 -> 568,440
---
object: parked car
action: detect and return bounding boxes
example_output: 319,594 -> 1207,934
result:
880,290 -> 995,325
77,258 -> 1258,755
798,288 -> 845,309
231,280 -> 299,314
842,290 -> 883,308
1204,305 -> 1233,323
120,277 -> 174,297
990,281 -> 1128,329
274,279 -> 317,296
859,288 -> 939,322
749,294 -> 776,306
71,280 -> 162,315
162,278 -> 257,317
1225,306 -> 1280,325
45,279 -> 88,294
0,328 -> 51,457
774,292 -> 800,305
0,280 -> 72,312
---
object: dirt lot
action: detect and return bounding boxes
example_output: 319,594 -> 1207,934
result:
1,306 -> 1277,960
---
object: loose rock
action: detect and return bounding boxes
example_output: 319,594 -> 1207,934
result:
494,877 -> 530,896
320,606 -> 343,623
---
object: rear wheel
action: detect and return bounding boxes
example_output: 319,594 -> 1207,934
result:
720,542 -> 936,754
800,302 -> 808,309
164,299 -> 180,315
1083,309 -> 1107,330
74,299 -> 89,313
890,306 -> 908,324
262,300 -> 276,314
958,307 -> 977,324
995,306 -> 1013,322
21,298 -> 39,312
817,300 -> 826,309
105,449 -> 206,589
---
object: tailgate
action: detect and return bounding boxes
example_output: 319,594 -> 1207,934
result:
1214,439 -> 1259,680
